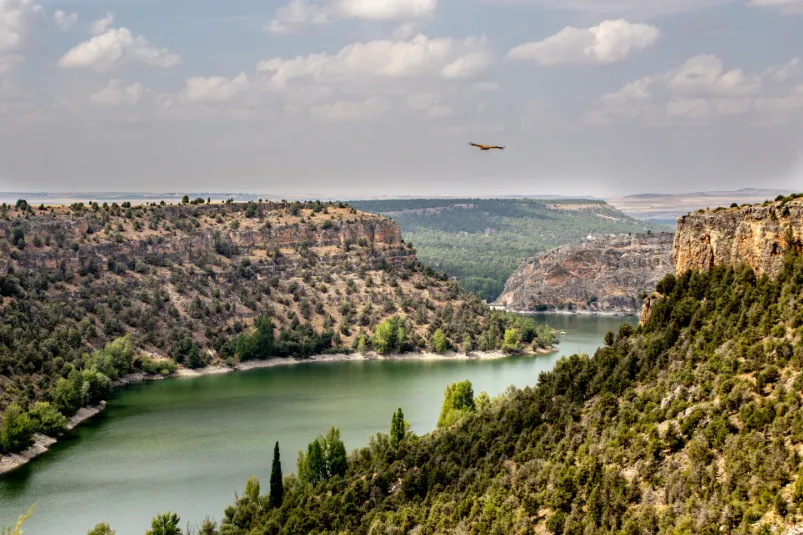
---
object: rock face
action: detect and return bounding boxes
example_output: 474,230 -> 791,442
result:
497,233 -> 675,314
673,199 -> 803,277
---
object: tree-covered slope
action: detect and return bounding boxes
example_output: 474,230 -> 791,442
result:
349,198 -> 672,302
0,200 -> 553,461
194,251 -> 803,535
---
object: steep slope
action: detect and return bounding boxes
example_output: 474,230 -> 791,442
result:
497,232 -> 674,314
0,200 -> 551,463
350,198 -> 671,301
177,197 -> 803,535
674,194 -> 803,278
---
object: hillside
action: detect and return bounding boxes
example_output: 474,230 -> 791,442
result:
349,198 -> 671,302
0,199 -> 553,462
144,194 -> 803,535
497,232 -> 674,314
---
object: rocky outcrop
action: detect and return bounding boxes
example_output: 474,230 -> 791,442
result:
673,199 -> 803,277
497,233 -> 674,314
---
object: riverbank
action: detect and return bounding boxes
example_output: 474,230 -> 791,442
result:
0,347 -> 555,476
492,305 -> 638,317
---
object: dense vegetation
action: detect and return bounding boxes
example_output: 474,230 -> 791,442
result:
350,198 -> 671,301
121,250 -> 803,535
0,200 -> 555,457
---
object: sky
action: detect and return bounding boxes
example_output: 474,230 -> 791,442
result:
0,0 -> 802,198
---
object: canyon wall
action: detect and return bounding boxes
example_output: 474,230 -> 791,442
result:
497,232 -> 675,314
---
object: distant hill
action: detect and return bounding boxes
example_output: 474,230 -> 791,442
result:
497,232 -> 675,314
350,198 -> 672,302
607,188 -> 792,222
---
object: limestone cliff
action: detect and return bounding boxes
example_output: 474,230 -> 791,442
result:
496,232 -> 674,314
673,198 -> 803,277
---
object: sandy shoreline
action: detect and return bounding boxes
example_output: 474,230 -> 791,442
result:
0,348 -> 555,476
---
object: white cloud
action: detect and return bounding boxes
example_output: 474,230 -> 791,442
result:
257,33 -> 490,87
0,0 -> 43,74
393,22 -> 419,40
748,0 -> 803,14
338,0 -> 436,20
266,0 -> 330,34
441,51 -> 492,79
91,12 -> 115,36
179,73 -> 250,104
58,26 -> 180,70
495,0 -> 732,19
53,10 -> 77,31
267,0 -> 436,33
309,96 -> 392,121
591,54 -> 803,125
507,19 -> 660,65
90,79 -> 144,106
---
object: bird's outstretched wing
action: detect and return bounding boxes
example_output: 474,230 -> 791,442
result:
469,142 -> 490,149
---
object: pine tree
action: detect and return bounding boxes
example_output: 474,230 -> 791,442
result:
270,441 -> 284,508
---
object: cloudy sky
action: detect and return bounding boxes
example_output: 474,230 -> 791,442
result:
0,0 -> 802,197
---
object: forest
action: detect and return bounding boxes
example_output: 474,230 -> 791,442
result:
83,249 -> 803,535
350,198 -> 671,301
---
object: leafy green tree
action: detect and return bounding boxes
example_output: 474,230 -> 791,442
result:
373,316 -> 406,355
86,522 -> 115,535
236,316 -> 275,361
324,427 -> 348,478
432,329 -> 447,354
145,511 -> 181,535
0,403 -> 33,453
437,380 -> 475,428
244,475 -> 260,502
604,331 -> 615,346
501,328 -> 520,353
462,334 -> 473,355
28,402 -> 67,436
181,195 -> 190,204
270,441 -> 284,508
390,408 -> 407,447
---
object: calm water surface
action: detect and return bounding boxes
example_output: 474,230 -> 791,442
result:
0,314 -> 636,534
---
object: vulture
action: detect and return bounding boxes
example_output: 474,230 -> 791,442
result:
469,142 -> 505,151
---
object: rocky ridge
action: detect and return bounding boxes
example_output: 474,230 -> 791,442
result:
496,232 -> 675,313
674,196 -> 803,277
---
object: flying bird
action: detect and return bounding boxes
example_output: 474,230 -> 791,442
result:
469,142 -> 505,151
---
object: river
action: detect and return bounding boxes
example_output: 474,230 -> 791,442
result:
0,314 -> 637,534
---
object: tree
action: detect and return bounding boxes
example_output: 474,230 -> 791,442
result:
10,228 -> 24,250
145,512 -> 181,535
244,475 -> 260,502
86,522 -> 115,535
0,403 -> 33,453
270,441 -> 284,508
181,195 -> 190,204
390,408 -> 406,447
462,334 -> 473,355
432,329 -> 447,354
373,316 -> 406,355
28,402 -> 67,436
324,426 -> 348,478
604,331 -> 615,346
502,328 -> 520,353
437,380 -> 475,428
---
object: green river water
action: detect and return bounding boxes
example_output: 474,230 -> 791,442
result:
0,314 -> 637,534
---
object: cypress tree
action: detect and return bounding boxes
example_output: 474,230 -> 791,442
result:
270,441 -> 284,508
390,408 -> 405,447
